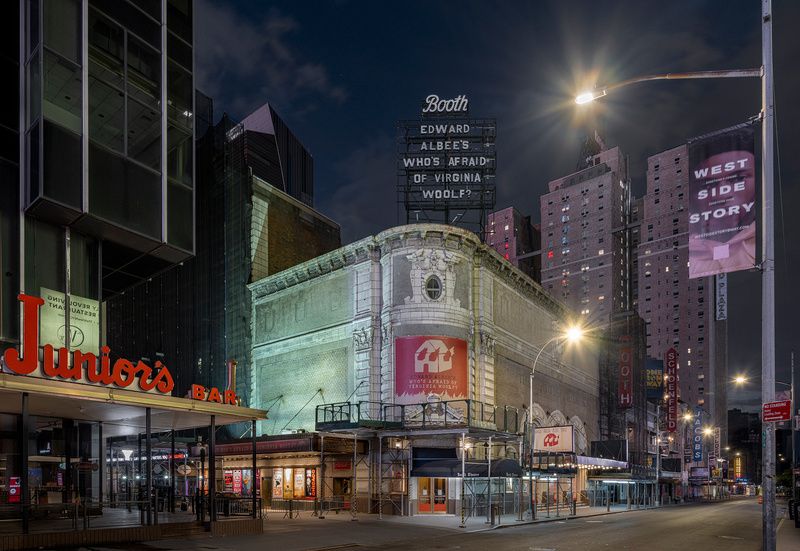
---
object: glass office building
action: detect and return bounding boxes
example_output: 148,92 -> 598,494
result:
1,0 -> 195,357
0,2 -> 238,543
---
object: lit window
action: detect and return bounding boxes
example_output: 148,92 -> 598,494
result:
598,249 -> 604,255
598,295 -> 605,300
665,266 -> 670,272
687,348 -> 692,354
504,225 -> 509,231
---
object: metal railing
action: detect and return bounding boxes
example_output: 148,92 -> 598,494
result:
316,399 -> 522,433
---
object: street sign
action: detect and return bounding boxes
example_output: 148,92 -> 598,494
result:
762,400 -> 791,422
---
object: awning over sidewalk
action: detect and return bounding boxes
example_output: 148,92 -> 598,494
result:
411,458 -> 523,478
0,373 -> 266,436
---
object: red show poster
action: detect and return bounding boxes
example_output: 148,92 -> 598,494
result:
8,477 -> 20,504
394,336 -> 468,404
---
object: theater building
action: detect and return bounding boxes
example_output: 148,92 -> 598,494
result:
249,224 -> 612,517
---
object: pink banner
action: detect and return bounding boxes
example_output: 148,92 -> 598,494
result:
688,125 -> 756,278
394,336 -> 467,403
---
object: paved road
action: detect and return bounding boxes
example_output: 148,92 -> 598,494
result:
358,500 -> 763,551
77,499 -> 769,551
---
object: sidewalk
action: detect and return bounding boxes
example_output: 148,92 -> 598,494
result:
777,498 -> 800,551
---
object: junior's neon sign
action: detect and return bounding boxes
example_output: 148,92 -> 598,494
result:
3,294 -> 174,394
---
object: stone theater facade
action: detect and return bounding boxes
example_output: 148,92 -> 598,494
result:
249,224 -> 602,515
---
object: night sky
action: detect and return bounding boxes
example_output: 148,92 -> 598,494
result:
195,1 -> 800,411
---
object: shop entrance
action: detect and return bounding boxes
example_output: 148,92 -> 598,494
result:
417,477 -> 447,513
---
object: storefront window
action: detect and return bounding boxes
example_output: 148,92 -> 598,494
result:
271,467 -> 317,500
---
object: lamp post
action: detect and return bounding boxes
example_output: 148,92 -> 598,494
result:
527,326 -> 583,519
575,3 -> 774,546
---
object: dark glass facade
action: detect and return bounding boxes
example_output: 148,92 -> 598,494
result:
106,105 -> 340,417
0,0 -> 195,518
1,0 -> 195,354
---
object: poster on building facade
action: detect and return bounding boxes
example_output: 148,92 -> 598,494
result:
272,468 -> 283,499
533,425 -> 575,453
646,358 -> 664,400
395,336 -> 468,408
40,287 -> 100,354
688,124 -> 756,279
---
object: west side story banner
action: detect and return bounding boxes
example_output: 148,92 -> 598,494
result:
688,125 -> 756,279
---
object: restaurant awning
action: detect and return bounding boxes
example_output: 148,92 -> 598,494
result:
0,373 -> 267,437
411,458 -> 523,478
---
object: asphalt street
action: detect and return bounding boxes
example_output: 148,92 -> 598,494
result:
357,500 -> 764,551
82,498 -> 774,551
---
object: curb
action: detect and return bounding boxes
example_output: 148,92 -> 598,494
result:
471,501 -> 704,532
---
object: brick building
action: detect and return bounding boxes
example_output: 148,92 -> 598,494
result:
539,145 -> 630,327
637,144 -> 727,443
486,206 -> 540,281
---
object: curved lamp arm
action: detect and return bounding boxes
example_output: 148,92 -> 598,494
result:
576,68 -> 762,104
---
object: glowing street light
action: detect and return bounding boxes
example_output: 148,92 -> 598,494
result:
526,323 -> 585,519
734,375 -> 748,385
571,7 -> 775,547
575,90 -> 606,104
565,325 -> 584,343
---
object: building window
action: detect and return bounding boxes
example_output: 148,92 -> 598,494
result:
425,275 -> 442,300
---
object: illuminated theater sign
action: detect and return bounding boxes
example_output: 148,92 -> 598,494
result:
397,94 -> 496,235
2,294 -> 238,405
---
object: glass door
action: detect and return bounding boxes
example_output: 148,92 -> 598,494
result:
418,477 -> 432,513
432,478 -> 447,512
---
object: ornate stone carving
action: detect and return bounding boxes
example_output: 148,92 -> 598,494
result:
404,248 -> 461,307
352,327 -> 372,351
479,331 -> 495,356
381,322 -> 392,344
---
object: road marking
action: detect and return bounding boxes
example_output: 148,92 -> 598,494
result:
585,520 -> 604,523
718,536 -> 743,540
530,548 -> 556,551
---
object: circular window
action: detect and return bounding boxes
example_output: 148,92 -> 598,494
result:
424,275 -> 442,300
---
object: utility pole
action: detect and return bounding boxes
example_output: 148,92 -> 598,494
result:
760,1 -> 776,550
656,404 -> 661,506
792,351 -> 797,501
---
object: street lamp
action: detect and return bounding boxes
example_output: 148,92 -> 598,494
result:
574,3 -> 775,546
526,325 -> 584,519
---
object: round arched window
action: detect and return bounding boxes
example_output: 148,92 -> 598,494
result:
424,275 -> 442,300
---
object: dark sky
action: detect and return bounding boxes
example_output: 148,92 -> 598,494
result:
195,0 -> 800,412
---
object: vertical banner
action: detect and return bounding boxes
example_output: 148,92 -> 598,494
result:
394,336 -> 468,403
618,336 -> 633,409
715,273 -> 728,320
693,408 -> 704,462
688,125 -> 756,279
714,274 -> 728,321
665,348 -> 678,432
711,427 -> 721,476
